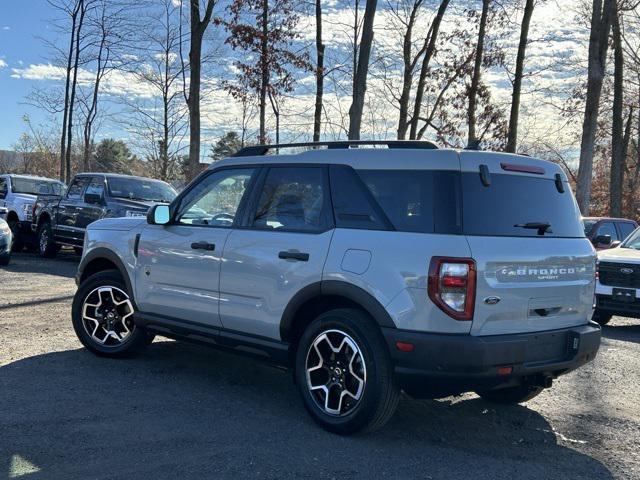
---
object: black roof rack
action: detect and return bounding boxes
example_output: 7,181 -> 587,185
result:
233,140 -> 438,157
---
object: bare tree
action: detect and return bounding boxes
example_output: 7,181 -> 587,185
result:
506,0 -> 535,153
184,0 -> 217,181
313,0 -> 325,142
575,0 -> 616,214
348,0 -> 377,140
468,0 -> 490,148
611,4 -> 625,216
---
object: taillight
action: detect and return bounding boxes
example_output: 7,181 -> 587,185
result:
595,260 -> 600,281
428,257 -> 476,321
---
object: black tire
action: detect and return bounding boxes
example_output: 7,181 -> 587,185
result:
476,384 -> 543,404
295,308 -> 400,435
0,254 -> 9,266
37,221 -> 60,258
592,309 -> 612,326
72,269 -> 150,358
7,218 -> 23,252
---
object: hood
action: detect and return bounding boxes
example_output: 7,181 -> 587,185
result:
89,217 -> 147,231
598,247 -> 640,263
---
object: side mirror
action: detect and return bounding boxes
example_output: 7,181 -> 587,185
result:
84,192 -> 104,205
610,240 -> 622,249
593,234 -> 612,246
147,204 -> 170,225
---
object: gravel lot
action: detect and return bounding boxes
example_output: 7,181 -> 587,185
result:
1,252 -> 639,479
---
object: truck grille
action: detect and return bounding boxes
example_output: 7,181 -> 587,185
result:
599,262 -> 640,288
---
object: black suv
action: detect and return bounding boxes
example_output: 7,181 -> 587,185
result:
33,173 -> 177,257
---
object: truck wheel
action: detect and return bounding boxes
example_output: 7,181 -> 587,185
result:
38,221 -> 59,258
72,270 -> 150,358
0,253 -> 10,266
476,385 -> 543,404
295,308 -> 400,435
592,309 -> 612,326
7,218 -> 23,252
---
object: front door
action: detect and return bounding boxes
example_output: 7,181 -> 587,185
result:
219,166 -> 334,340
55,176 -> 90,243
77,176 -> 107,233
135,168 -> 257,327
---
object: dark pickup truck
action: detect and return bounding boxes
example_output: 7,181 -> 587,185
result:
33,173 -> 177,257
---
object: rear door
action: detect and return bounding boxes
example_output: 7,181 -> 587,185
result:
219,165 -> 334,340
459,152 -> 596,336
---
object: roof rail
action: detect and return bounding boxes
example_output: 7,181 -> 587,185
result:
232,140 -> 438,157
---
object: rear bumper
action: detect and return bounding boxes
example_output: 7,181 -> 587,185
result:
382,322 -> 601,397
596,294 -> 640,319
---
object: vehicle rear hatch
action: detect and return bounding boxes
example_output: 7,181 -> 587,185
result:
459,152 -> 596,336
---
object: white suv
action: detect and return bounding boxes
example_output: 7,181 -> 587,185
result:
72,141 -> 601,434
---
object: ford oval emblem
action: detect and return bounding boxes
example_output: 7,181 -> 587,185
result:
621,268 -> 634,274
484,296 -> 501,305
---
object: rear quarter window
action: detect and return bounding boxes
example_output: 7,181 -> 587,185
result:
461,173 -> 584,238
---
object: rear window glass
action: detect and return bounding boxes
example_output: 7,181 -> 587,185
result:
356,170 -> 460,234
461,173 -> 584,238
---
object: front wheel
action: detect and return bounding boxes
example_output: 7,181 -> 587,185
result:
295,308 -> 400,434
476,385 -> 543,404
37,221 -> 59,258
7,219 -> 23,252
72,270 -> 151,358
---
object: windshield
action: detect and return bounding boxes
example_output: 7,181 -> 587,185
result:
12,177 -> 65,196
107,177 -> 177,203
582,219 -> 598,236
622,228 -> 640,249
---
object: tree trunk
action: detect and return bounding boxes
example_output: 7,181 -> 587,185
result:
610,8 -> 624,217
348,0 -> 377,140
66,0 -> 86,183
313,0 -> 325,142
506,0 -> 534,153
408,0 -> 449,140
60,3 -> 80,181
575,0 -> 616,214
396,0 -> 422,140
467,0 -> 490,148
259,0 -> 269,144
187,0 -> 216,181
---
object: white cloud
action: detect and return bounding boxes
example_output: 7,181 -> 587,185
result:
0,59 -> 7,69
2,26 -> 9,31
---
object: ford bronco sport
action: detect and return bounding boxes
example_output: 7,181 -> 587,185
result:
72,141 -> 601,434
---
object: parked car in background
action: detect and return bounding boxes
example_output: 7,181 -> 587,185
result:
582,216 -> 638,250
593,226 -> 640,325
72,141 -> 601,434
0,206 -> 7,221
33,173 -> 177,258
0,174 -> 66,250
0,216 -> 13,265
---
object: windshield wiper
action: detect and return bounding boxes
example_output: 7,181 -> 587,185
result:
514,222 -> 553,235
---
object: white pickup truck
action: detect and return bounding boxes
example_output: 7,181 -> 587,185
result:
595,226 -> 640,325
0,174 -> 66,250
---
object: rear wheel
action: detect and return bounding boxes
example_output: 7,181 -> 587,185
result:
295,308 -> 400,434
592,309 -> 612,326
37,221 -> 59,258
72,270 -> 151,357
476,384 -> 543,404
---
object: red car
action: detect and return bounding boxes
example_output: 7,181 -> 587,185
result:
582,216 -> 638,249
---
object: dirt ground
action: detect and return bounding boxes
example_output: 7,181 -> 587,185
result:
0,251 -> 638,479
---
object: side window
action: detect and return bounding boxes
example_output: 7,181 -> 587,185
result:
252,167 -> 330,232
595,222 -> 619,241
177,168 -> 254,227
66,177 -> 90,199
85,177 -> 105,198
329,165 -> 389,230
0,178 -> 7,199
619,222 -> 636,240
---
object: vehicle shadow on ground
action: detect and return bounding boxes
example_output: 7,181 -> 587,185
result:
601,323 -> 640,345
3,251 -> 79,278
0,341 -> 613,480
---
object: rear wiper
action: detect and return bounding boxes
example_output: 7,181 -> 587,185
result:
514,222 -> 553,235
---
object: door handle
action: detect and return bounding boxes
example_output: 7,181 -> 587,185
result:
191,241 -> 216,251
278,251 -> 309,261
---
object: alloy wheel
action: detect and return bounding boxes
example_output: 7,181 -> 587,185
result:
81,286 -> 135,346
305,329 -> 367,416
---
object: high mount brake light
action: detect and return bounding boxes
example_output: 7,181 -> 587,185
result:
500,162 -> 545,175
428,257 -> 476,321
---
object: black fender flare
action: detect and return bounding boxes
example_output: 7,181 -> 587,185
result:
279,280 -> 397,341
77,248 -> 135,301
